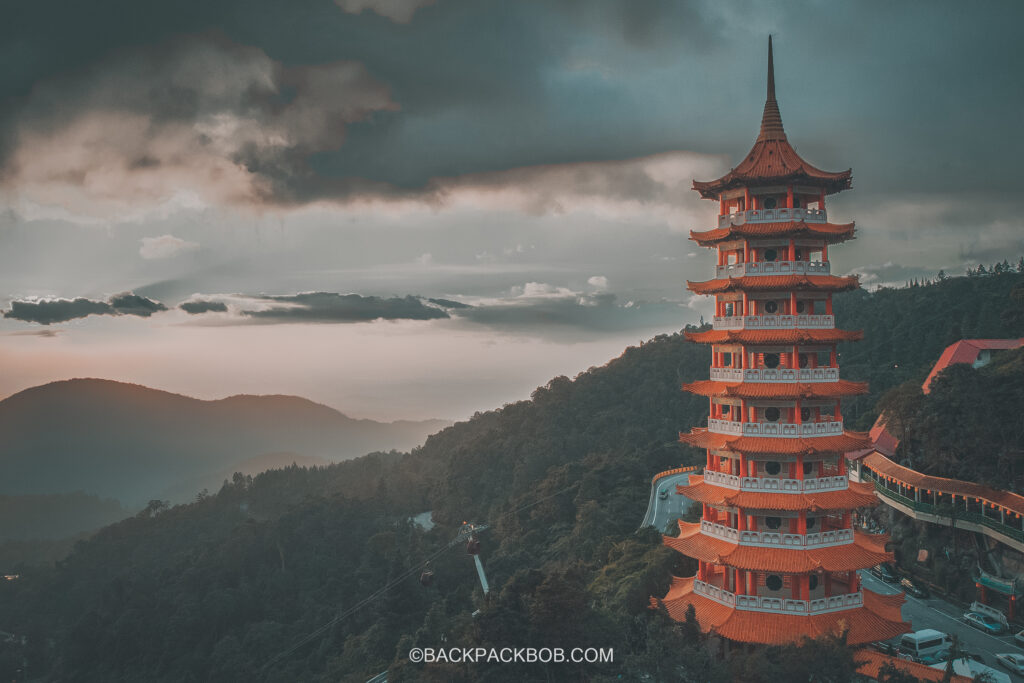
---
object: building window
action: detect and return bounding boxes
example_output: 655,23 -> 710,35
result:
764,248 -> 778,261
764,407 -> 781,422
765,461 -> 782,475
765,516 -> 782,530
764,353 -> 780,369
766,574 -> 783,591
809,575 -> 819,590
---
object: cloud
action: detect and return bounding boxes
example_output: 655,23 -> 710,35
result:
139,234 -> 200,260
3,293 -> 167,325
179,299 -> 229,314
587,275 -> 608,290
1,33 -> 397,218
239,292 -> 449,323
448,281 -> 687,340
333,0 -> 437,23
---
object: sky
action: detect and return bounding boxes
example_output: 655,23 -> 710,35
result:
1,0 -> 1023,421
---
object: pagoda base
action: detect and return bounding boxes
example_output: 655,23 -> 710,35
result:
650,576 -> 910,646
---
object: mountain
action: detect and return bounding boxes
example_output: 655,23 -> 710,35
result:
0,379 -> 449,505
0,268 -> 1021,681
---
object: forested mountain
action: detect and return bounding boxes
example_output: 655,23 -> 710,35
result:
0,268 -> 1021,682
0,379 -> 449,505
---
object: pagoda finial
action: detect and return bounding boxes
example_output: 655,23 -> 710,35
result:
758,35 -> 786,142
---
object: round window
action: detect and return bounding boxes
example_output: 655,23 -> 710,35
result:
765,516 -> 782,530
764,461 -> 781,475
764,300 -> 778,314
766,574 -> 783,591
764,407 -> 780,422
764,197 -> 778,210
764,248 -> 778,262
801,407 -> 811,421
809,575 -> 818,590
764,353 -> 780,369
806,516 -> 817,529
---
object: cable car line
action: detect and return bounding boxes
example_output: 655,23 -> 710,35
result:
259,481 -> 579,676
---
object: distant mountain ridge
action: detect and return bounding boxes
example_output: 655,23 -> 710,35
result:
0,378 -> 450,506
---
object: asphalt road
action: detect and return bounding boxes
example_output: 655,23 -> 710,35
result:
642,472 -> 698,532
640,476 -> 1024,681
859,570 -> 1024,681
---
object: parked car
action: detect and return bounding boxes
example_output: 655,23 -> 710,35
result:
996,653 -> 1024,675
897,630 -> 952,663
869,639 -> 898,656
870,563 -> 900,583
1014,629 -> 1024,647
899,576 -> 929,598
658,487 -> 669,500
963,611 -> 1006,635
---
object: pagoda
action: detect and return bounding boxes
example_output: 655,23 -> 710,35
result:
651,38 -> 910,646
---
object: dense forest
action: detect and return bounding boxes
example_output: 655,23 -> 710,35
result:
0,266 -> 1021,682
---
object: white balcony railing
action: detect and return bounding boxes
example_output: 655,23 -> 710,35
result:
717,207 -> 828,229
715,260 -> 831,279
693,579 -> 863,615
699,520 -> 854,548
708,367 -> 840,383
712,314 -> 835,330
702,470 -> 849,493
706,419 -> 844,438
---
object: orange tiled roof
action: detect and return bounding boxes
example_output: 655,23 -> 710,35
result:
687,274 -> 860,295
664,520 -> 892,572
864,452 -> 1024,517
690,221 -> 856,246
691,38 -> 851,200
685,328 -> 862,344
678,474 -> 879,511
679,429 -> 871,455
683,380 -> 868,399
652,578 -> 909,645
855,650 -> 972,683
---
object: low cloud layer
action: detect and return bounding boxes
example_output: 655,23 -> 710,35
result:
334,0 -> 437,23
4,293 -> 166,325
240,292 -> 449,323
140,235 -> 200,260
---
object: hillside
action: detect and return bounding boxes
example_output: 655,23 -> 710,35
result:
0,379 -> 450,506
0,269 -> 1021,682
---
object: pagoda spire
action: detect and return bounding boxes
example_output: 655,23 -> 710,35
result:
757,35 -> 786,143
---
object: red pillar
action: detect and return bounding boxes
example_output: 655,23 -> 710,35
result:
788,238 -> 796,261
786,186 -> 794,209
826,295 -> 833,315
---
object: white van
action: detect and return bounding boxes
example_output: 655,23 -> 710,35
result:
898,629 -> 952,663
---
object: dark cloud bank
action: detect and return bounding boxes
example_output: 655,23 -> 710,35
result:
4,294 -> 166,325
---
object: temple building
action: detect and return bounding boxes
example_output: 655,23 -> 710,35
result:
650,38 -> 911,645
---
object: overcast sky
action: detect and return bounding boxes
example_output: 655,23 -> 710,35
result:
1,0 -> 1022,420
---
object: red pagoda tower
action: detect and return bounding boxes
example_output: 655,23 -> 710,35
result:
651,38 -> 910,645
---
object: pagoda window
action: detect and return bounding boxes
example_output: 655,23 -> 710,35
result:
763,247 -> 779,262
806,515 -> 817,529
763,352 -> 780,369
722,352 -> 733,367
765,516 -> 782,530
763,407 -> 781,422
762,300 -> 780,314
764,461 -> 781,476
765,574 -> 783,591
803,460 -> 814,476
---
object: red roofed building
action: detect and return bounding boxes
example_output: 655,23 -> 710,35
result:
922,338 -> 1024,394
650,38 -> 909,646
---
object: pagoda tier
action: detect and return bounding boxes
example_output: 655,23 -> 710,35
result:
690,220 -> 856,246
684,379 -> 868,399
684,328 -> 862,344
687,274 -> 860,295
651,577 -> 910,645
652,37 -> 908,645
680,430 -> 870,455
664,520 -> 891,573
676,475 -> 879,511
